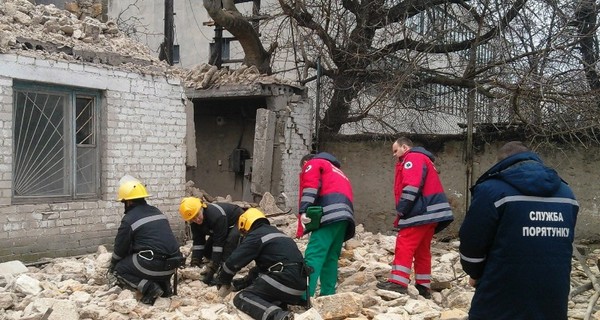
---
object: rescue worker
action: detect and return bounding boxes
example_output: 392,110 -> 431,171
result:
110,176 -> 184,305
459,141 -> 579,319
179,196 -> 244,285
297,152 -> 355,297
377,137 -> 454,298
215,208 -> 306,320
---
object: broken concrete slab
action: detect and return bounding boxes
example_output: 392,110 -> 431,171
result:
0,260 -> 29,276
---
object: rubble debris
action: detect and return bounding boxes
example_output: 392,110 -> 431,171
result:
0,212 -> 597,320
182,63 -> 300,90
0,0 -> 157,67
0,0 -> 301,88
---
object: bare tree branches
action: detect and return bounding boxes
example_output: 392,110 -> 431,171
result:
203,0 -> 273,73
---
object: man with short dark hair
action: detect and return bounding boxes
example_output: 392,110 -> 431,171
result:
459,141 -> 579,319
298,152 -> 355,297
377,137 -> 454,298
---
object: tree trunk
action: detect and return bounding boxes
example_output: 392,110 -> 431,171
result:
203,0 -> 272,74
573,0 -> 600,91
320,75 -> 362,134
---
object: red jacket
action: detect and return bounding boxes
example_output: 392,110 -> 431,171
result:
394,147 -> 453,232
297,152 -> 355,240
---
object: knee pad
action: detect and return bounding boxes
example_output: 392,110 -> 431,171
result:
233,291 -> 245,308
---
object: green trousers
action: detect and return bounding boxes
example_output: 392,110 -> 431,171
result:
304,220 -> 348,297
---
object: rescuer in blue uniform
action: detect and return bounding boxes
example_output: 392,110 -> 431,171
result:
215,208 -> 307,320
459,141 -> 579,320
110,176 -> 184,305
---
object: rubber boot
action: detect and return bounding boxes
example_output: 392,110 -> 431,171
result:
273,310 -> 294,320
140,282 -> 164,305
160,279 -> 173,297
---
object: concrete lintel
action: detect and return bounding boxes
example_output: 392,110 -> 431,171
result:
185,83 -> 306,100
185,84 -> 263,99
259,83 -> 306,98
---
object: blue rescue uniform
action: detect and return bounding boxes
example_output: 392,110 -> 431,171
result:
459,151 -> 578,320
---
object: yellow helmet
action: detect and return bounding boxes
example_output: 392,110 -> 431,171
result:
238,208 -> 267,234
179,197 -> 207,221
117,180 -> 150,201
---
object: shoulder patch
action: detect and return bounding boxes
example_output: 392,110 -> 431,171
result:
404,161 -> 413,169
304,164 -> 312,173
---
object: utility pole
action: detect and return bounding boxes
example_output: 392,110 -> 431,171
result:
163,0 -> 174,65
210,25 -> 223,68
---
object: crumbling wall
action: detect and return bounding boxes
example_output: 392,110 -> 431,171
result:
250,87 -> 312,211
0,54 -> 186,262
279,99 -> 314,211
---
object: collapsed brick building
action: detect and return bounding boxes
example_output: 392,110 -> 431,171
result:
0,0 -> 313,262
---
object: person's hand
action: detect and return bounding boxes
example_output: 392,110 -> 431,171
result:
300,213 -> 311,224
108,262 -> 116,274
231,276 -> 252,291
469,277 -> 478,287
215,265 -> 234,286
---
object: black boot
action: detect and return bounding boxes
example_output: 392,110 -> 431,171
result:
273,310 -> 294,320
160,279 -> 173,297
202,271 -> 217,286
140,282 -> 164,305
416,284 -> 432,299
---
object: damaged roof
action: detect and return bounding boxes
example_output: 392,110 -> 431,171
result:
0,0 -> 303,91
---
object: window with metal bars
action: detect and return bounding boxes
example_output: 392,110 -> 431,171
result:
12,82 -> 100,202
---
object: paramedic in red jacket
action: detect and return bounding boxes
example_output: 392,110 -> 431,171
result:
297,152 -> 355,297
377,137 -> 454,298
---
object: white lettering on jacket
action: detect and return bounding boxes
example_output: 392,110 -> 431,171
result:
522,227 -> 570,237
529,211 -> 564,221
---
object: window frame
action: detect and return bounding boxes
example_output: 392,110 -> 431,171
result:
12,81 -> 101,203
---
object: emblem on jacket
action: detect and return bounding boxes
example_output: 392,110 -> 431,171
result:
304,165 -> 312,173
404,161 -> 413,169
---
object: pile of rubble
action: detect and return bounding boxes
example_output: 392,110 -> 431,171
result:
0,207 -> 598,320
0,0 -> 300,88
0,0 -> 160,69
182,63 -> 299,90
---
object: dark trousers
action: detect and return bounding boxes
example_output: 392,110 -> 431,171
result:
114,254 -> 175,294
201,227 -> 241,261
233,269 -> 306,320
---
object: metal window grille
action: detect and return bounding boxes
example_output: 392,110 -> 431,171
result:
12,82 -> 100,202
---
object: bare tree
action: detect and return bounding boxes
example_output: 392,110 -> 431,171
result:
203,0 -> 600,144
203,0 -> 276,73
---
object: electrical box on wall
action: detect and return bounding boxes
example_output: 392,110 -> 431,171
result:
229,148 -> 250,174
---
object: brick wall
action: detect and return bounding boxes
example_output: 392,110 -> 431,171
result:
0,53 -> 187,262
280,99 -> 314,211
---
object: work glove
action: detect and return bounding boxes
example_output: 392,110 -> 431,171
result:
231,276 -> 253,292
300,213 -> 311,224
201,261 -> 218,285
215,265 -> 234,287
108,262 -> 116,274
200,261 -> 217,275
190,257 -> 205,268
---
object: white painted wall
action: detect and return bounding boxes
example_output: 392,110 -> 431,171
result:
106,0 -> 253,68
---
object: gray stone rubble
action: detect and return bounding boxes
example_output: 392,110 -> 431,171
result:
0,0 -> 297,88
0,0 -> 598,318
0,208 -> 597,319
